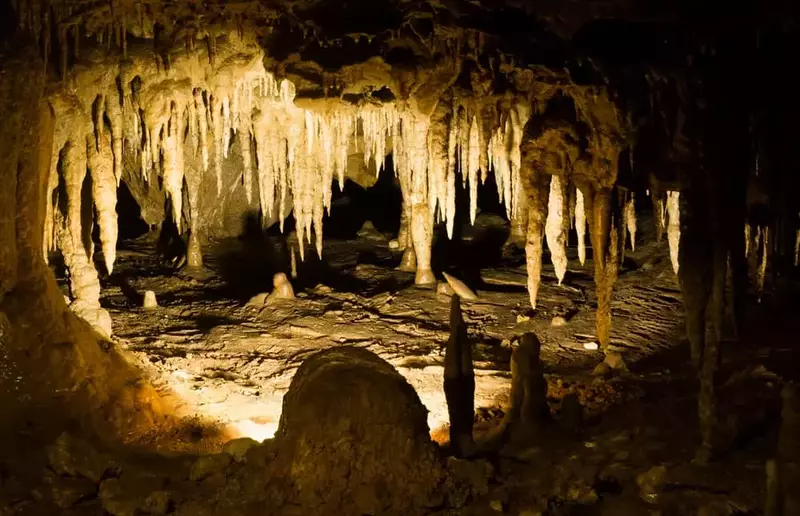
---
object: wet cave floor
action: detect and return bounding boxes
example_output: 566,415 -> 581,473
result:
67,213 -> 800,513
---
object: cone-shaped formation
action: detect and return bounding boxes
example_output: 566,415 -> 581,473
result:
545,175 -> 568,284
757,226 -> 769,302
575,188 -> 587,265
624,192 -> 637,251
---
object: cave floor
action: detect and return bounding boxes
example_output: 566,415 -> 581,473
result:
77,218 -> 798,514
102,223 -> 685,441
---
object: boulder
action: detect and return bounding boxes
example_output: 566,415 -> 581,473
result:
223,437 -> 259,462
189,453 -> 233,482
47,432 -> 119,483
274,347 -> 443,513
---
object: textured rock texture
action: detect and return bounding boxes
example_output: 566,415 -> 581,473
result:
274,346 -> 444,513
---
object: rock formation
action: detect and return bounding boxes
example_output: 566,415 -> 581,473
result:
274,347 -> 444,512
2,0 -> 800,511
444,294 -> 476,457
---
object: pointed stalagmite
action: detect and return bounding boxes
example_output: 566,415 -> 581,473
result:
666,191 -> 680,274
505,192 -> 528,250
545,174 -> 568,284
443,294 -> 475,457
499,332 -> 549,444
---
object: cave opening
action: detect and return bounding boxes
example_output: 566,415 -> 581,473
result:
2,1 -> 800,514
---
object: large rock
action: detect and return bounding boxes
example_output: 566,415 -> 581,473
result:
274,347 -> 443,514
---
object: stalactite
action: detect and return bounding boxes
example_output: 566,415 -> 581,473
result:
105,95 -> 123,185
59,137 -> 112,336
488,103 -> 528,220
651,195 -> 663,243
545,174 -> 568,284
666,191 -> 680,275
522,168 -> 550,309
427,102 -> 450,236
59,25 -> 67,80
396,110 -> 434,284
467,115 -> 480,224
757,226 -> 768,302
624,192 -> 637,251
185,155 -> 203,268
745,223 -> 751,258
583,186 -> 624,354
162,103 -> 186,232
794,228 -> 799,267
87,133 -> 118,274
443,102 -> 458,239
239,111 -> 253,204
575,188 -> 587,266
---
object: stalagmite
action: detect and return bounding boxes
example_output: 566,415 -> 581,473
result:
443,294 -> 475,457
575,188 -> 587,265
87,133 -> 118,274
624,192 -> 637,251
499,332 -> 549,444
505,192 -> 528,250
545,175 -> 568,284
666,191 -> 680,274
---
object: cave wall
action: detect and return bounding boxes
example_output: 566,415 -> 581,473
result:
0,43 -> 173,450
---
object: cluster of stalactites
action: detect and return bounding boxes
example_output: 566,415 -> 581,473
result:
489,103 -> 530,224
745,223 -> 770,302
44,95 -> 122,277
44,52 -> 542,284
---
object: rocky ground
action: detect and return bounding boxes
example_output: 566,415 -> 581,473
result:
102,211 -> 684,444
8,211 -> 794,515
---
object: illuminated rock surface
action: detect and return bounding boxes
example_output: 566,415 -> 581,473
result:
2,0 -> 800,514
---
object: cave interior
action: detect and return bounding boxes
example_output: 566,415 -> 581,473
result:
1,0 -> 800,514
